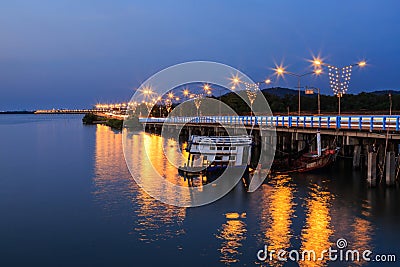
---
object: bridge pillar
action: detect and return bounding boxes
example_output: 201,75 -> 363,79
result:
297,140 -> 306,152
253,130 -> 260,146
386,151 -> 396,186
367,152 -> 377,187
364,144 -> 369,168
353,145 -> 361,169
295,133 -> 305,152
291,133 -> 296,151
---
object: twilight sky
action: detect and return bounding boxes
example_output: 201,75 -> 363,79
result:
0,0 -> 399,110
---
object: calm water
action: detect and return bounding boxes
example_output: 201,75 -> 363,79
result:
0,115 -> 399,267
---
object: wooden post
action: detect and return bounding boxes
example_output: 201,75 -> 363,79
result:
316,131 -> 321,156
367,152 -> 377,187
364,145 -> 369,168
386,151 -> 395,186
291,133 -> 296,151
353,145 -> 361,169
282,136 -> 286,151
298,141 -> 304,152
297,133 -> 304,152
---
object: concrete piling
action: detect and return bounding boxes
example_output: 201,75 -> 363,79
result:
353,145 -> 361,169
367,152 -> 377,187
386,151 -> 396,186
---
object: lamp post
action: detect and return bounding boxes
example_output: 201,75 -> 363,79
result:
153,96 -> 162,117
305,86 -> 321,115
274,66 -> 321,115
312,58 -> 366,115
194,94 -> 203,117
231,76 -> 272,116
203,83 -> 223,115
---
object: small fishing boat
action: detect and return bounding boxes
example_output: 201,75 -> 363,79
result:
178,135 -> 253,175
272,131 -> 340,174
273,148 -> 339,174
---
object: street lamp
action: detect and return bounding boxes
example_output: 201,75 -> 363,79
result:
230,75 -> 274,116
312,58 -> 367,115
194,94 -> 203,117
304,86 -> 321,115
183,88 -> 190,98
164,98 -> 172,114
204,83 -> 224,115
264,78 -> 272,85
274,65 -> 322,115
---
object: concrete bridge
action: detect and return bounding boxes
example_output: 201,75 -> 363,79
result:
140,115 -> 400,186
35,109 -> 98,114
141,115 -> 400,139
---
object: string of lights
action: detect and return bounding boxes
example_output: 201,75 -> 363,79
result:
328,65 -> 352,96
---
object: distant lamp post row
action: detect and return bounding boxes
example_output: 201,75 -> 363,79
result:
274,65 -> 322,115
128,57 -> 366,117
312,58 -> 367,115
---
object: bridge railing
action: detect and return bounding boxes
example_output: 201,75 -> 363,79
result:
139,115 -> 400,132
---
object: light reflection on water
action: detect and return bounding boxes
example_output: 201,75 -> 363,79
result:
93,125 -> 186,243
93,125 -> 131,212
255,175 -> 295,267
216,213 -> 247,264
300,182 -> 333,267
92,125 -> 380,266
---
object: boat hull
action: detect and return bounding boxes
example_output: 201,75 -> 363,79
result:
272,148 -> 339,174
178,164 -> 248,176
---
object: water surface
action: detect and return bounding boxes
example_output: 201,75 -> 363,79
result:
0,115 -> 399,266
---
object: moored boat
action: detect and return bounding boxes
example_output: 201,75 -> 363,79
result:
272,147 -> 340,174
272,131 -> 340,174
178,135 -> 253,175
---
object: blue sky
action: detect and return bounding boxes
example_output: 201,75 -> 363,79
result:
0,0 -> 399,109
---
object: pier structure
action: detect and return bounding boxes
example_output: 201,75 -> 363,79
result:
140,114 -> 400,186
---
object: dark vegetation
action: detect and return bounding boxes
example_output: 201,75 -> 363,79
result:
82,113 -> 101,124
82,113 -> 124,130
145,88 -> 398,116
218,89 -> 398,115
82,113 -> 141,131
105,119 -> 123,130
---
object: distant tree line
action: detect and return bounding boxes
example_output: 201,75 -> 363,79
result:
145,89 -> 398,117
219,90 -> 398,115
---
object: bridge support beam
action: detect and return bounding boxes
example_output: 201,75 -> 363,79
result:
291,133 -> 296,151
297,141 -> 305,152
386,151 -> 396,186
353,145 -> 361,169
367,151 -> 377,187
